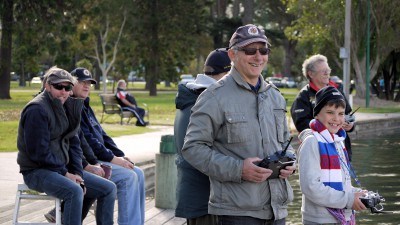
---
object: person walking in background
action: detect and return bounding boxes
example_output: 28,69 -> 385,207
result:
174,48 -> 231,225
297,86 -> 367,224
182,24 -> 296,225
71,67 -> 145,225
291,54 -> 356,161
17,67 -> 116,225
115,79 -> 148,126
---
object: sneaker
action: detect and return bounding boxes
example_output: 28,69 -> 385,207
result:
136,121 -> 149,127
44,208 -> 56,223
44,208 -> 63,224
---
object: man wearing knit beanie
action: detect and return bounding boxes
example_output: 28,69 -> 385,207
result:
174,48 -> 230,225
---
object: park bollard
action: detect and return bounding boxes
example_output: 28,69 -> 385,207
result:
155,134 -> 177,209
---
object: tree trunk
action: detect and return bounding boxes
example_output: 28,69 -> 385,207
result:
0,0 -> 13,99
282,38 -> 297,78
148,0 -> 159,96
241,0 -> 254,24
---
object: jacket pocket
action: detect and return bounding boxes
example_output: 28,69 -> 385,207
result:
269,178 -> 293,207
216,180 -> 267,210
273,109 -> 286,143
225,112 -> 250,143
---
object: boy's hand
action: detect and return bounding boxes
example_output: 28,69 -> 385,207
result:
353,192 -> 368,211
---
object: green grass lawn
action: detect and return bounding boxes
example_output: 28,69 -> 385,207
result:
1,83 -> 177,152
1,83 -> 399,152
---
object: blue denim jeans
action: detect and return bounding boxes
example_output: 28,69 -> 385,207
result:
82,171 -> 117,225
23,169 -> 84,225
100,161 -> 145,225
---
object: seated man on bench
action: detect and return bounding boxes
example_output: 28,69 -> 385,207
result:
115,79 -> 148,126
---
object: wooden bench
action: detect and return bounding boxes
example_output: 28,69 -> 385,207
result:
99,93 -> 149,125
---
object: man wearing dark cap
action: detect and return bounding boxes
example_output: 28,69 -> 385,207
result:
174,48 -> 231,225
17,66 -> 116,225
71,67 -> 145,225
182,25 -> 296,225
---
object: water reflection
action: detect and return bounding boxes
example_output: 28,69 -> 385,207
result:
286,133 -> 400,225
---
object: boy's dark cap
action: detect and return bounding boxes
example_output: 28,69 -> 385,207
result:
229,24 -> 270,48
204,48 -> 231,75
70,67 -> 97,84
313,86 -> 345,117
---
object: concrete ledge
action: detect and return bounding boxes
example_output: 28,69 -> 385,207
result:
350,118 -> 400,139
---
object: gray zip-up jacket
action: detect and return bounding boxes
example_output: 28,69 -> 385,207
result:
182,67 -> 294,220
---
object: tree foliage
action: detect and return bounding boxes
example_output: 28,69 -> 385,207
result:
286,0 -> 400,100
1,0 -> 399,102
131,0 -> 210,95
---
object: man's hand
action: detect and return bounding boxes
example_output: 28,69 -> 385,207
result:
242,157 -> 272,183
65,172 -> 86,194
65,172 -> 84,183
84,164 -> 105,177
111,156 -> 135,169
342,121 -> 354,131
279,164 -> 296,179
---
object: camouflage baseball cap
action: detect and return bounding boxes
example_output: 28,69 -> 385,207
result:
45,67 -> 76,85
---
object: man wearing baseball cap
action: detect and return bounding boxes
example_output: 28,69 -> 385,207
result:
182,24 -> 295,225
71,67 -> 145,225
17,66 -> 115,225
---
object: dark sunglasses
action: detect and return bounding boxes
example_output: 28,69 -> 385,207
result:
236,47 -> 270,55
52,83 -> 73,91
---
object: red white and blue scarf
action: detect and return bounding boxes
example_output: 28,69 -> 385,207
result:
309,119 -> 355,225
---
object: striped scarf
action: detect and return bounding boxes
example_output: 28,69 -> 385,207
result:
309,119 -> 355,225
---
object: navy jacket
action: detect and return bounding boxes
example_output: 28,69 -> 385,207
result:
174,83 -> 210,219
80,97 -> 125,162
17,91 -> 83,176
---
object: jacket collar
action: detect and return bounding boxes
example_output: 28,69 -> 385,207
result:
230,67 -> 270,93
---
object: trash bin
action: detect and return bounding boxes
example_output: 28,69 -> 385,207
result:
159,135 -> 176,154
155,134 -> 177,209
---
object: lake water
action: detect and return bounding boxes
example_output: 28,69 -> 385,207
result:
286,133 -> 400,225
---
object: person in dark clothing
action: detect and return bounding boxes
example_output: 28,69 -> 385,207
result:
174,48 -> 231,225
44,129 -> 116,223
17,67 -> 116,225
115,79 -> 148,126
291,54 -> 356,160
71,67 -> 145,225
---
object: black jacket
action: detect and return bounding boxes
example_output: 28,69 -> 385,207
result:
174,84 -> 209,219
17,91 -> 83,176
